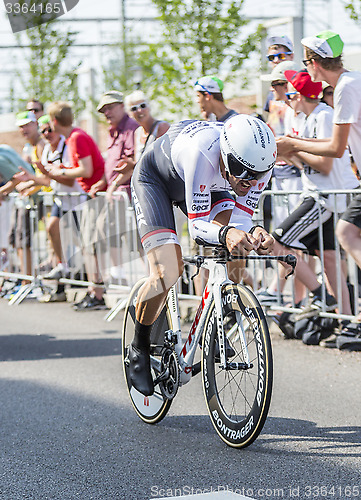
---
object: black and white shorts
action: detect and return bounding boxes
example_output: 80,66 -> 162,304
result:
131,142 -> 234,253
340,193 -> 361,229
272,196 -> 335,255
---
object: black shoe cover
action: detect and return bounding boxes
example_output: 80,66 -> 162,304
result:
128,343 -> 154,396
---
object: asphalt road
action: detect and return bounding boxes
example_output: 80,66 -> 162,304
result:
0,298 -> 360,500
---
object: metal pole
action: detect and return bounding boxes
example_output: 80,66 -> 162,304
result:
121,0 -> 128,74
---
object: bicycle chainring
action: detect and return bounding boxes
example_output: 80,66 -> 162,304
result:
159,348 -> 180,400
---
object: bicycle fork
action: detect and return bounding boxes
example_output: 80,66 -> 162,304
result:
212,262 -> 252,371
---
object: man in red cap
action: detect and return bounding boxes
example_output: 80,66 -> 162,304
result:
265,69 -> 357,318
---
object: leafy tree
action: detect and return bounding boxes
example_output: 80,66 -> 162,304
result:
344,1 -> 361,22
133,0 -> 263,118
13,2 -> 81,113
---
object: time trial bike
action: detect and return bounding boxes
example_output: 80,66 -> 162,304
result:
122,245 -> 296,448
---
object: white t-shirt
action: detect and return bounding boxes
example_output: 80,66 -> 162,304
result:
300,102 -> 359,212
42,136 -> 86,211
333,71 -> 361,173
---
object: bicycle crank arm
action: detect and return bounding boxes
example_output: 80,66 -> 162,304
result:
153,368 -> 170,385
222,362 -> 254,371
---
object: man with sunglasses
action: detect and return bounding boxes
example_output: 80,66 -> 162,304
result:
264,35 -> 294,117
26,99 -> 44,120
93,90 -> 138,199
129,114 -> 276,395
261,61 -> 303,228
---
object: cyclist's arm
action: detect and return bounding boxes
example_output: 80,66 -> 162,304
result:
184,151 -> 221,244
229,172 -> 272,232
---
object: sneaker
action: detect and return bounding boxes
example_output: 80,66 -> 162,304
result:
38,291 -> 67,303
256,289 -> 283,306
0,280 -> 21,298
42,264 -> 70,280
319,334 -> 338,349
73,292 -> 107,311
3,284 -> 22,300
310,292 -> 337,311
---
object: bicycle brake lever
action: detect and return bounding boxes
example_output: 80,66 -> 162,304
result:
283,254 -> 297,279
190,256 -> 204,280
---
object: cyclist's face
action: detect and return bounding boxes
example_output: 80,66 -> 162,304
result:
229,175 -> 258,196
220,155 -> 258,195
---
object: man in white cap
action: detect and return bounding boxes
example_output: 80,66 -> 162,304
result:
277,30 -> 361,341
194,76 -> 237,122
16,110 -> 45,166
266,35 -> 294,68
264,35 -> 295,116
260,61 -> 303,228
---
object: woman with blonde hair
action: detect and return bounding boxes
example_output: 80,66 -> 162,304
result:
125,90 -> 170,162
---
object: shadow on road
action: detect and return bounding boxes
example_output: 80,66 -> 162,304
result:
161,414 -> 361,456
0,333 -> 120,361
1,377 -> 360,500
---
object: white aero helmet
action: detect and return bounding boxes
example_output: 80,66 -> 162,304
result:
220,114 -> 277,181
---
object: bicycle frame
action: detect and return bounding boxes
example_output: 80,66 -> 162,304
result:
152,257 -> 231,386
149,251 -> 296,386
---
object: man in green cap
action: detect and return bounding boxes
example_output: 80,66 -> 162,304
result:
194,76 -> 238,122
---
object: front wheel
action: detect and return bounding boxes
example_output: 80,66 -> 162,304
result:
122,278 -> 173,424
202,283 -> 273,448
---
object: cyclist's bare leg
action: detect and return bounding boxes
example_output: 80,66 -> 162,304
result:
135,243 -> 184,325
129,243 -> 184,396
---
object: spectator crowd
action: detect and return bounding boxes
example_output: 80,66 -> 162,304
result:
0,28 -> 361,352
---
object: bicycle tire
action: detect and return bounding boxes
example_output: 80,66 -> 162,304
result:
202,283 -> 273,448
122,278 -> 173,424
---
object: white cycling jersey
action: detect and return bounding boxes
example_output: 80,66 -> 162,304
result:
131,120 -> 271,251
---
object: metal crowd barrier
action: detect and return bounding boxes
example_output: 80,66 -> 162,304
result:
255,188 -> 361,322
1,188 -> 361,325
0,190 -> 145,313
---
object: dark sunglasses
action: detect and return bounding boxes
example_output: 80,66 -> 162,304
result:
41,126 -> 53,134
267,51 -> 292,62
227,154 -> 267,181
271,81 -> 288,88
303,58 -> 313,67
285,92 -> 298,99
130,102 -> 147,112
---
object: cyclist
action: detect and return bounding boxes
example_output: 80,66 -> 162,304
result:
130,114 -> 277,395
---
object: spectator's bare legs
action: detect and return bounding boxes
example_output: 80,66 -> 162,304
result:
336,220 -> 361,270
18,247 -> 31,283
316,249 -> 352,315
83,251 -> 104,299
48,216 -> 63,263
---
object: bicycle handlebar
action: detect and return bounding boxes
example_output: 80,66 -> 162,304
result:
184,248 -> 297,279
